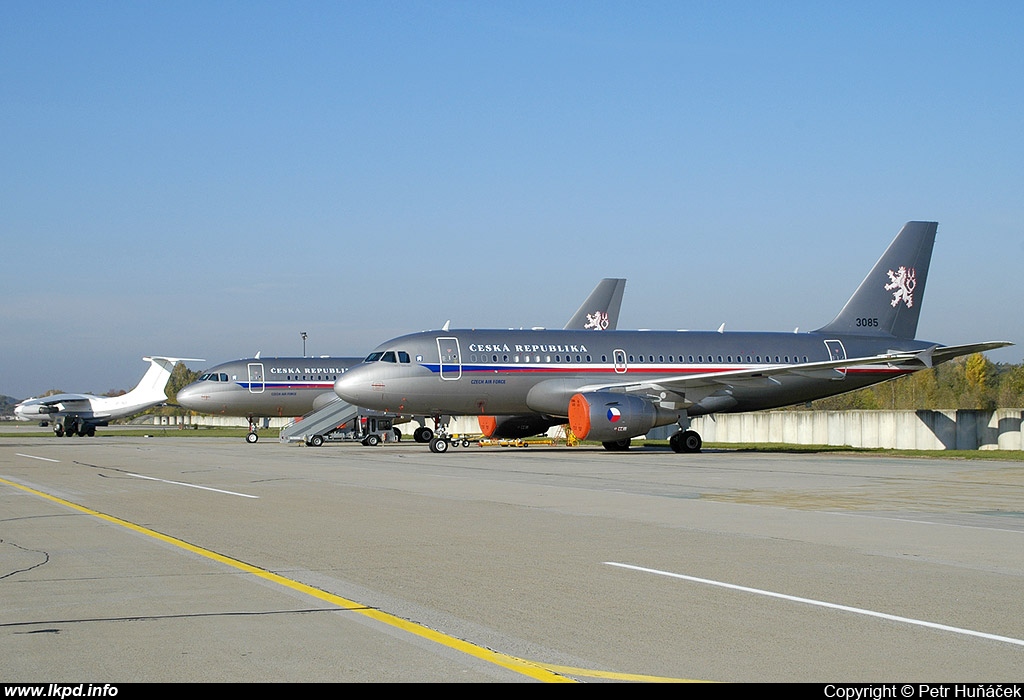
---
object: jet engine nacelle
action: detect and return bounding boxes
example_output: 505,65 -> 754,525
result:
568,392 -> 674,443
478,414 -> 563,439
313,392 -> 342,411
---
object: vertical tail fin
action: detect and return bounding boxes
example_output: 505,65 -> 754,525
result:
564,278 -> 626,330
123,356 -> 204,403
815,221 -> 936,340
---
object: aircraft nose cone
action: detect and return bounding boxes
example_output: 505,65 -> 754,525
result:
175,384 -> 202,409
333,373 -> 359,403
334,369 -> 375,405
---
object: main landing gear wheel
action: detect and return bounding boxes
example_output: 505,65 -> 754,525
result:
246,432 -> 259,444
414,427 -> 434,443
669,430 -> 702,453
428,436 -> 449,453
601,438 -> 631,451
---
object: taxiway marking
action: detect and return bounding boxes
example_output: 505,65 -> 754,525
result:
606,561 -> 1024,648
125,472 -> 258,499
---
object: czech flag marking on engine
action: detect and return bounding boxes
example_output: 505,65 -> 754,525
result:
606,407 -> 621,423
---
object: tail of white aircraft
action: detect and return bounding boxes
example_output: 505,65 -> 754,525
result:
121,356 -> 204,406
815,221 -> 937,340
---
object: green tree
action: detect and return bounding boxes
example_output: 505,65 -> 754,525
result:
798,357 -> 1024,411
166,362 -> 201,403
996,363 -> 1024,407
963,353 -> 997,409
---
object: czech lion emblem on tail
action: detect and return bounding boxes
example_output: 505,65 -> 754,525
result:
584,310 -> 610,330
885,266 -> 917,308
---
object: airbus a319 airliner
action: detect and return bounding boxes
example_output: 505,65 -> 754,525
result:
333,222 -> 1011,453
175,278 -> 626,442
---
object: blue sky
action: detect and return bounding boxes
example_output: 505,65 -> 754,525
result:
2,1 -> 1021,399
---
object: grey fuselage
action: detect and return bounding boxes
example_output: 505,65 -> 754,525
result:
177,356 -> 361,418
333,328 -> 933,418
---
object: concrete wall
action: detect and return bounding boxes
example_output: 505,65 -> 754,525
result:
677,409 -> 1023,451
151,410 -> 1024,450
144,415 -> 291,429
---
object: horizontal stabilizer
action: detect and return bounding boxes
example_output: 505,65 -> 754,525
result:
901,341 -> 1013,368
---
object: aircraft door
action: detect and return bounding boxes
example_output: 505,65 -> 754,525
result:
823,340 -> 847,378
248,363 -> 265,393
613,349 -> 628,374
437,337 -> 462,380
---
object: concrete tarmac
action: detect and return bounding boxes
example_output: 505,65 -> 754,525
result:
1,433 -> 1022,683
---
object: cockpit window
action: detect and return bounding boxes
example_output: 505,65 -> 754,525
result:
219,373 -> 228,381
366,350 -> 410,363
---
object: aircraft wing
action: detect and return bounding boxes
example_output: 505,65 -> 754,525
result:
33,394 -> 93,409
572,342 -> 1011,399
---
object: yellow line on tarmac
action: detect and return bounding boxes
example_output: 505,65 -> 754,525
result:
540,664 -> 711,683
0,476 -> 570,682
2,476 -> 705,683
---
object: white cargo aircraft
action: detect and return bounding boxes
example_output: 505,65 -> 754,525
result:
14,356 -> 203,437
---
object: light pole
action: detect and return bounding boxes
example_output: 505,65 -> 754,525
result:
301,332 -> 307,357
